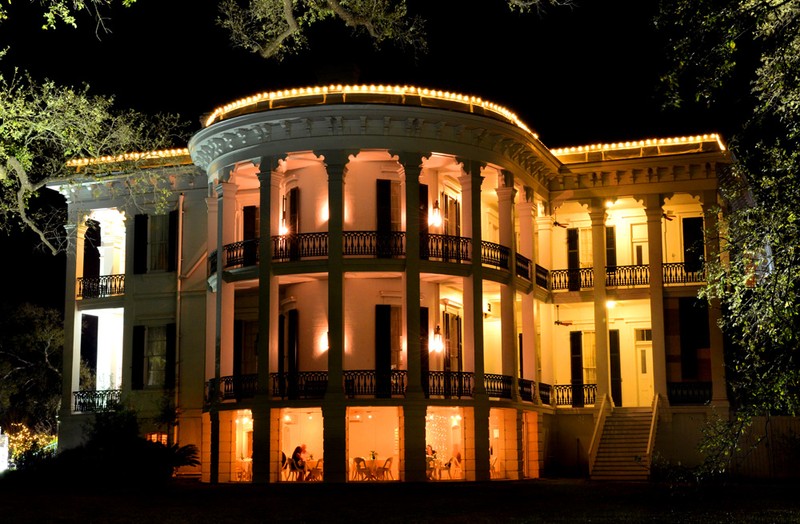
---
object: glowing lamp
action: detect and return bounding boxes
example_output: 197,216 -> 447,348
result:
430,325 -> 444,353
428,200 -> 442,227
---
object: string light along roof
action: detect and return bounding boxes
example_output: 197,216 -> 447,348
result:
65,148 -> 192,172
202,84 -> 540,140
550,134 -> 727,164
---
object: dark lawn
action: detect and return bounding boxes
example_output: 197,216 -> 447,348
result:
2,477 -> 799,523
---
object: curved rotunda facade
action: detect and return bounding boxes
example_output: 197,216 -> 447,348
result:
55,86 -> 731,484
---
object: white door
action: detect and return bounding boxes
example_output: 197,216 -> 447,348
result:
635,329 -> 654,405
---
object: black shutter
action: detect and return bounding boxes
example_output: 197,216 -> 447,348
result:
243,206 -> 258,266
167,210 -> 179,272
420,307 -> 429,397
132,325 -> 145,390
134,214 -> 148,274
376,180 -> 392,258
567,228 -> 580,291
80,314 -> 99,390
83,219 -> 101,280
570,331 -> 584,407
683,217 -> 705,273
375,304 -> 392,398
165,323 -> 176,390
419,184 -> 429,259
278,313 -> 286,397
288,188 -> 300,261
679,298 -> 709,379
606,226 -> 617,272
609,330 -> 622,407
287,309 -> 299,398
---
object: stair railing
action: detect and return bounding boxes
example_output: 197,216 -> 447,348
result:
587,393 -> 612,477
645,393 -> 661,468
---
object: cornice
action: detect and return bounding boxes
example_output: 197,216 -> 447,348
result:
188,104 -> 561,193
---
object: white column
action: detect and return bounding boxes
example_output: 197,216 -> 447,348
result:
517,201 -> 539,396
589,199 -> 610,403
496,186 -> 518,399
644,194 -> 668,401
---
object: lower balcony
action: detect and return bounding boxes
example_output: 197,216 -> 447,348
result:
72,389 -> 122,413
667,381 -> 712,405
204,371 -> 550,404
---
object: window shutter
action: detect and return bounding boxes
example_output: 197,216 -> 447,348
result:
132,325 -> 145,390
375,304 -> 392,398
609,330 -> 622,406
165,323 -> 176,389
167,209 -> 179,272
133,214 -> 148,274
606,226 -> 617,271
569,331 -> 584,407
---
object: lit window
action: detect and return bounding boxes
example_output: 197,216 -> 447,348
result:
145,432 -> 168,445
145,326 -> 167,387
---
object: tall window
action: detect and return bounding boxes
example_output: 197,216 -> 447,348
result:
134,211 -> 178,274
132,323 -> 175,390
149,214 -> 170,271
145,325 -> 167,387
582,331 -> 597,385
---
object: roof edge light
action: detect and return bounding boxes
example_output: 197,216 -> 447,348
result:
201,84 -> 540,140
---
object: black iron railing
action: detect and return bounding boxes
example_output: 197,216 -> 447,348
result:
668,381 -> 712,405
423,233 -> 471,262
73,389 -> 121,413
223,239 -> 260,269
538,382 -> 552,405
663,262 -> 706,284
77,274 -> 125,299
485,373 -> 513,399
425,371 -> 474,398
273,233 -> 329,261
481,241 -> 510,270
519,378 -> 536,402
344,369 -> 407,397
516,254 -> 531,281
606,265 -> 650,287
551,383 -> 597,406
205,374 -> 259,402
535,264 -> 549,289
551,268 -> 594,291
270,371 -> 329,399
343,231 -> 406,258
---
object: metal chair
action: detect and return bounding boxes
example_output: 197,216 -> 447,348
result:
375,456 -> 393,480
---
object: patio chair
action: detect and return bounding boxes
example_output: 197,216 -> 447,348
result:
375,457 -> 393,480
489,456 -> 498,479
307,458 -> 324,481
353,456 -> 371,480
426,456 -> 437,480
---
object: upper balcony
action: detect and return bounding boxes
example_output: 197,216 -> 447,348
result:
208,232 -> 534,285
76,274 -> 126,299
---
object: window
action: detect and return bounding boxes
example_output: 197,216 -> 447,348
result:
582,331 -> 597,385
133,211 -> 178,274
145,325 -> 167,387
132,324 -> 176,390
149,214 -> 170,271
145,432 -> 168,445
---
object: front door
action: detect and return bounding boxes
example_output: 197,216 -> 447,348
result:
635,329 -> 654,405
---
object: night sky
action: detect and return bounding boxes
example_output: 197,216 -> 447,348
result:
0,0 -> 731,312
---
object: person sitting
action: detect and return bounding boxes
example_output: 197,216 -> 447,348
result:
291,444 -> 309,481
443,445 -> 462,478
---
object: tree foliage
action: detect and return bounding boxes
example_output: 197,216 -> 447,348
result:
216,0 -> 570,61
0,0 -> 137,32
657,0 -> 800,417
0,71 -> 187,254
0,303 -> 63,434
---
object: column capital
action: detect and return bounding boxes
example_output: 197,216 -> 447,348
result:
495,186 -> 517,202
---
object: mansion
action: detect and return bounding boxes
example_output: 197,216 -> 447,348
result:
52,85 -> 732,483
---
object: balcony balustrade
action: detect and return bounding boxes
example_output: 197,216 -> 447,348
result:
667,381 -> 712,405
201,371 -> 560,407
663,262 -> 705,285
208,233 -> 529,281
77,274 -> 125,299
422,233 -> 471,262
551,383 -> 598,407
73,389 -> 121,413
425,371 -> 474,398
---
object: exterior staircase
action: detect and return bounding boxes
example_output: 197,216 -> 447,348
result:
590,407 -> 653,481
